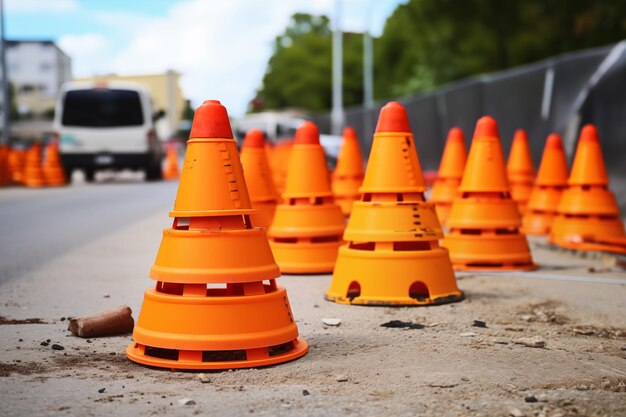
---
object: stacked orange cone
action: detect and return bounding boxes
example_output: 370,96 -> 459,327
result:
550,125 -> 625,254
23,143 -> 46,188
8,148 -> 26,184
43,142 -> 67,186
507,129 -> 535,214
332,127 -> 365,216
429,127 -> 467,226
522,134 -> 568,235
326,102 -> 463,305
240,129 -> 280,229
443,117 -> 536,271
162,142 -> 180,180
126,100 -> 308,370
0,144 -> 9,186
268,121 -> 345,274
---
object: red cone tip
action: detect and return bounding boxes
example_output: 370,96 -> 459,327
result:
294,121 -> 320,145
189,100 -> 234,139
343,126 -> 358,140
375,101 -> 411,133
545,133 -> 563,150
242,129 -> 265,148
448,127 -> 465,143
473,116 -> 499,138
580,124 -> 599,143
513,129 -> 529,143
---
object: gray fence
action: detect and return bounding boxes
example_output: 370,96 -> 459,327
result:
310,41 -> 626,209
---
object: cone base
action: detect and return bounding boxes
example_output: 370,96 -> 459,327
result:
126,337 -> 308,370
24,180 -> 46,188
270,240 -> 342,274
550,216 -> 625,246
522,211 -> 555,236
325,245 -> 463,306
444,233 -> 536,271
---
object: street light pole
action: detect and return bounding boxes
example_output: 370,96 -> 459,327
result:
0,0 -> 9,144
363,1 -> 375,141
331,0 -> 344,136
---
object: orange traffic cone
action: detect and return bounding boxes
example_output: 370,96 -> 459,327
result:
23,143 -> 46,188
0,144 -> 9,186
269,139 -> 292,197
443,116 -> 536,271
8,148 -> 26,184
162,142 -> 180,180
43,142 -> 66,186
550,125 -> 625,253
240,129 -> 279,229
325,102 -> 463,306
332,126 -> 365,216
267,121 -> 345,274
429,127 -> 467,225
522,134 -> 568,235
507,129 -> 535,213
126,100 -> 308,370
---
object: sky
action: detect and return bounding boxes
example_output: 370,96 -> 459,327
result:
5,0 -> 405,116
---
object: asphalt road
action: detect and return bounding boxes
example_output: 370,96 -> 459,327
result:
0,175 -> 177,284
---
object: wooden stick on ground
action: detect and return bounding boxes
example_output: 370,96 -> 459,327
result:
68,305 -> 134,338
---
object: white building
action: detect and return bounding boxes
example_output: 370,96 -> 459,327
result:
4,40 -> 72,117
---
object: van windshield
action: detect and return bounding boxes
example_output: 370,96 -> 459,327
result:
61,89 -> 144,127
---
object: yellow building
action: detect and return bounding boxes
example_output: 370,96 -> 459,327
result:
76,70 -> 186,139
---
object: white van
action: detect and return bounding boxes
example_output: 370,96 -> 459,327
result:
53,81 -> 164,182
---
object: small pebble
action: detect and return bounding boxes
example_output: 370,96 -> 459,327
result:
472,320 -> 487,328
460,332 -> 476,337
98,388 -> 106,393
576,384 -> 589,391
178,398 -> 196,406
461,377 -> 469,382
40,341 -> 49,347
509,408 -> 525,417
322,318 -> 342,327
335,375 -> 348,382
51,344 -> 65,351
197,374 -> 210,384
281,403 -> 291,408
302,390 -> 310,396
524,395 -> 537,403
103,294 -> 110,298
514,336 -> 546,348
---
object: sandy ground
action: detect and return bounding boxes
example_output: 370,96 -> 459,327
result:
1,208 -> 625,417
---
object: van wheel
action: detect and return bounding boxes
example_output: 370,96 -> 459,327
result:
84,169 -> 95,182
145,160 -> 163,182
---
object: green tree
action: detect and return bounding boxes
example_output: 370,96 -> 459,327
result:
253,13 -> 363,112
375,0 -> 626,99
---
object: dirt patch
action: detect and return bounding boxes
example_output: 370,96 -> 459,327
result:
543,377 -> 626,393
0,362 -> 47,377
0,316 -> 47,325
570,326 -> 626,339
517,300 -> 570,325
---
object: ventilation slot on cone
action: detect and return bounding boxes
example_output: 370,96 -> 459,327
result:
326,102 -> 463,306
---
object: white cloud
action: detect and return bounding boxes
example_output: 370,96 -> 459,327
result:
62,0 -> 402,116
58,33 -> 110,77
6,0 -> 78,13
